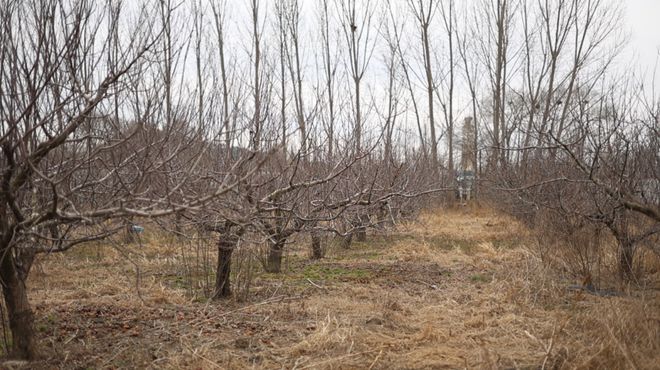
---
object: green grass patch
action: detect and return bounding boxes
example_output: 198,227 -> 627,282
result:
164,275 -> 189,290
67,243 -> 105,260
332,249 -> 382,261
162,270 -> 215,291
491,238 -> 520,249
426,235 -> 479,253
469,273 -> 492,283
255,263 -> 372,286
353,251 -> 382,260
302,264 -> 371,281
366,233 -> 417,246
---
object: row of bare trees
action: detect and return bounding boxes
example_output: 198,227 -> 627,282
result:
1,0 -> 658,361
473,0 -> 659,283
0,0 -> 445,359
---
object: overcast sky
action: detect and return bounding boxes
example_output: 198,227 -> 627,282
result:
625,0 -> 660,73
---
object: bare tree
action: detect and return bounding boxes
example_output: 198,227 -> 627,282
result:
473,0 -> 515,169
387,0 -> 427,160
275,0 -> 289,155
456,7 -> 481,190
0,0 -> 270,357
380,7 -> 405,164
408,0 -> 440,171
438,0 -> 456,174
282,0 -> 308,154
0,1 -> 147,358
493,0 -> 657,282
319,0 -> 339,159
250,0 -> 264,151
210,0 -> 234,152
338,0 -> 377,154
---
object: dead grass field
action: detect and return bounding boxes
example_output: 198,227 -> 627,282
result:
16,206 -> 660,369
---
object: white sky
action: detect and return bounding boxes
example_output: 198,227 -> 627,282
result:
625,0 -> 660,73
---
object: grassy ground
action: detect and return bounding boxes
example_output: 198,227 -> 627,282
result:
13,206 -> 660,369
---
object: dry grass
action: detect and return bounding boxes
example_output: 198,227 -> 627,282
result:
15,205 -> 660,369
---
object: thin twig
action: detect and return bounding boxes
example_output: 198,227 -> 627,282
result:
368,349 -> 384,370
306,278 -> 326,290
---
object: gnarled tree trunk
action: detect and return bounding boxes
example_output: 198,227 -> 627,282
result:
354,214 -> 370,242
0,249 -> 36,359
310,231 -> 324,259
213,236 -> 237,299
340,232 -> 353,249
265,238 -> 285,273
607,222 -> 638,282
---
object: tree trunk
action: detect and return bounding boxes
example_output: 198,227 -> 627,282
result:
265,239 -> 285,273
355,214 -> 369,242
213,236 -> 236,299
340,232 -> 353,250
0,250 -> 36,360
310,231 -> 324,259
124,220 -> 135,244
355,228 -> 367,242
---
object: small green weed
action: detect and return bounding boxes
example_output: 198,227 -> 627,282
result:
302,264 -> 371,281
427,235 -> 479,253
470,273 -> 492,283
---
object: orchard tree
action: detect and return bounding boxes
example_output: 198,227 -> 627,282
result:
0,0 -> 261,358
